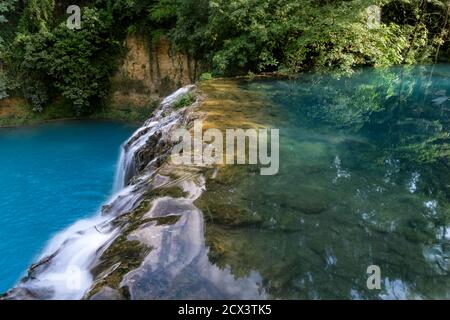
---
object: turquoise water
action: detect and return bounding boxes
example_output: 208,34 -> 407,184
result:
0,121 -> 135,293
205,65 -> 450,299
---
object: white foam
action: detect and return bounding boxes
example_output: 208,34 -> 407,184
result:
13,85 -> 195,299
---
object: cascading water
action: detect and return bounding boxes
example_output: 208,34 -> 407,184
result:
13,186 -> 142,300
4,85 -> 195,300
113,85 -> 195,192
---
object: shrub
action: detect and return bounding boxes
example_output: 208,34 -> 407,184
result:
199,72 -> 213,81
0,70 -> 8,100
173,92 -> 195,109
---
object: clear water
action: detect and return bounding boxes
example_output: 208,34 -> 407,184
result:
0,121 -> 136,293
205,65 -> 450,299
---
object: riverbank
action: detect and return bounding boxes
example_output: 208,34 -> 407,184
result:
0,97 -> 72,128
0,72 -> 285,128
0,96 -> 160,128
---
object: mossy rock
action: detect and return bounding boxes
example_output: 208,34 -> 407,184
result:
269,187 -> 332,215
147,214 -> 182,226
89,286 -> 125,300
86,183 -> 187,299
196,196 -> 262,227
86,237 -> 151,299
152,186 -> 188,199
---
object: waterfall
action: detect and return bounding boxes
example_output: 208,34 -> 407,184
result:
5,85 -> 195,300
14,186 -> 142,300
113,85 -> 195,192
112,148 -> 126,193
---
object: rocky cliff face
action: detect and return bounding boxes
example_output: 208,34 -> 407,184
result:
110,34 -> 198,110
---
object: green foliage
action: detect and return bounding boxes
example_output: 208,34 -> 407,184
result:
43,8 -> 121,113
199,72 -> 213,81
12,6 -> 123,113
18,0 -> 55,33
0,70 -> 8,100
0,0 -> 18,94
149,0 -> 177,24
174,92 -> 195,109
0,0 -> 17,25
128,0 -> 447,76
1,0 -> 449,115
198,0 -> 444,75
0,0 -> 16,30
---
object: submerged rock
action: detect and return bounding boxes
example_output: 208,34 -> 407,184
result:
89,287 -> 124,300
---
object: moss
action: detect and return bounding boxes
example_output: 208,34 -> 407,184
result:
196,197 -> 262,227
194,166 -> 263,227
151,186 -> 188,199
173,92 -> 195,109
87,195 -> 154,299
86,183 -> 188,299
87,238 -> 150,299
143,214 -> 182,226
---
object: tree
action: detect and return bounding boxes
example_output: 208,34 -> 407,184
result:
13,7 -> 123,112
2,0 -> 450,111
0,0 -> 18,100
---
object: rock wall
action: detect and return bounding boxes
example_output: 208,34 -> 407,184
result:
110,34 -> 198,109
